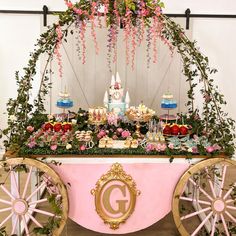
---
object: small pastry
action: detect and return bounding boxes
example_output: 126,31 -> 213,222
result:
131,140 -> 139,148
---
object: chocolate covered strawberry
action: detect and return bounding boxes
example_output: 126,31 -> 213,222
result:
63,123 -> 72,132
171,124 -> 179,135
179,125 -> 188,135
163,125 -> 171,135
54,123 -> 62,132
44,122 -> 53,131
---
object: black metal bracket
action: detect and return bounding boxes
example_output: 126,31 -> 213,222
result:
185,8 -> 191,30
43,5 -> 48,27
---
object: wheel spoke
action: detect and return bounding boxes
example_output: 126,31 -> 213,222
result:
219,165 -> 227,198
227,205 -> 236,211
0,207 -> 12,213
11,215 -> 19,235
210,214 -> 218,236
22,215 -> 30,236
29,198 -> 48,206
22,166 -> 33,199
205,167 -> 217,198
225,210 -> 236,223
0,185 -> 15,200
10,169 -> 20,198
181,207 -> 211,220
26,212 -> 43,228
0,212 -> 14,228
223,183 -> 236,200
28,207 -> 55,217
220,214 -> 230,236
189,178 -> 213,201
180,196 -> 211,205
0,198 -> 12,205
26,181 -> 46,202
191,211 -> 213,236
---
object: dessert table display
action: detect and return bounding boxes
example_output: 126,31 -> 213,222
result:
0,0 -> 236,235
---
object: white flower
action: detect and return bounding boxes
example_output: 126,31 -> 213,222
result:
66,143 -> 72,150
9,115 -> 17,122
71,119 -> 77,125
47,114 -> 54,120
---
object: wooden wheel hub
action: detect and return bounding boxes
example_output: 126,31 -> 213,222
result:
13,199 -> 28,215
212,198 -> 226,213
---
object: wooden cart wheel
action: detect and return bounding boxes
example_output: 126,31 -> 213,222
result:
0,158 -> 68,236
172,158 -> 236,236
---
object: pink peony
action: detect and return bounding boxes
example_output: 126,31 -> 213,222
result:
26,126 -> 34,133
50,144 -> 57,151
206,146 -> 215,153
146,143 -> 154,152
121,130 -> 131,138
160,143 -> 167,152
99,130 -> 107,137
80,145 -> 86,151
168,143 -> 174,149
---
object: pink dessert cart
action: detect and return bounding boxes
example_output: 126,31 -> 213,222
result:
0,153 -> 235,236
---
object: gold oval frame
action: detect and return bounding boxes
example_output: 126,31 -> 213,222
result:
91,163 -> 140,229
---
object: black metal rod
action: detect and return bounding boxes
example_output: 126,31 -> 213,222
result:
43,5 -> 48,27
1,9 -> 236,18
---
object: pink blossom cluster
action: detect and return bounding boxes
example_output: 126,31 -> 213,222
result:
55,25 -> 63,79
146,143 -> 167,152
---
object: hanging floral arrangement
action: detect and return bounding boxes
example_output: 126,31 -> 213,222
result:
59,0 -> 172,70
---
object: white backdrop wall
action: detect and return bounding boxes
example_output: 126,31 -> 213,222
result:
1,0 -> 236,151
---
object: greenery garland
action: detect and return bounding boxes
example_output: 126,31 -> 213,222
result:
0,0 -> 235,156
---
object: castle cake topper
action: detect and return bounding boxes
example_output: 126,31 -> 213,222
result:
103,72 -> 130,115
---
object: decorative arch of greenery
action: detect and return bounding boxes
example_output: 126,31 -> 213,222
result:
0,0 -> 235,156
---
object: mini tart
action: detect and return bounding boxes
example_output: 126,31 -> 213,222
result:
131,140 -> 139,148
124,140 -> 131,148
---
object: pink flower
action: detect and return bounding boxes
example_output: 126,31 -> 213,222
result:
66,1 -> 73,8
26,126 -> 34,133
99,130 -> 106,137
50,144 -> 57,151
107,113 -> 119,126
112,135 -> 118,140
121,130 -> 131,138
192,146 -> 199,154
80,145 -> 86,151
160,143 -> 167,152
168,143 -> 174,149
146,143 -> 154,152
117,128 -> 123,134
27,141 -> 36,148
97,134 -> 102,139
75,8 -> 83,15
206,146 -> 215,153
213,144 -> 221,151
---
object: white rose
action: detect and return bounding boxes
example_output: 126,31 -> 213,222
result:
71,119 -> 77,125
9,115 -> 17,122
66,144 -> 72,150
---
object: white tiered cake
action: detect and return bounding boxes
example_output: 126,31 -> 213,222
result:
103,72 -> 130,115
